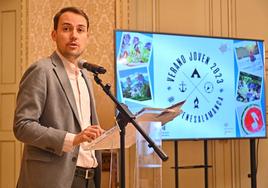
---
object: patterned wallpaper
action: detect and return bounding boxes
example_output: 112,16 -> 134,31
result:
26,0 -> 116,129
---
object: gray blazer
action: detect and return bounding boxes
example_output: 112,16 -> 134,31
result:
13,52 -> 101,188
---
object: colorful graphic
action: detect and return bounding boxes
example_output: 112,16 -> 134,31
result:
117,32 -> 152,67
118,67 -> 152,102
115,30 -> 266,140
236,72 -> 262,103
241,104 -> 264,134
235,42 -> 259,61
234,41 -> 263,73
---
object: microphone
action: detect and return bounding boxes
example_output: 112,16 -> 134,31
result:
78,59 -> 106,74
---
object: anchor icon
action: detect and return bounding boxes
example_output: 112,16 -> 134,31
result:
179,81 -> 187,92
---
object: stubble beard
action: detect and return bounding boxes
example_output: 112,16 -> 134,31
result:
62,49 -> 84,63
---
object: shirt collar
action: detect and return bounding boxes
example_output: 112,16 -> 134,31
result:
56,50 -> 81,79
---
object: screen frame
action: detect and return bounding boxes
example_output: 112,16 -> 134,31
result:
114,29 -> 267,141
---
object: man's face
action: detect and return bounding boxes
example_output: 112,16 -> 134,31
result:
51,12 -> 88,63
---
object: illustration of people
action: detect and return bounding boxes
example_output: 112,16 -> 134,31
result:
119,34 -> 131,63
118,33 -> 152,66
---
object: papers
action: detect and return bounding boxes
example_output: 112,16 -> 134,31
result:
136,100 -> 185,125
81,123 -> 136,151
82,100 -> 185,150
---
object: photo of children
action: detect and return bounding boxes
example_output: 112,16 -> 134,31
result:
118,67 -> 152,102
236,71 -> 262,103
118,32 -> 152,66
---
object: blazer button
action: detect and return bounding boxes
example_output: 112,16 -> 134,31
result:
72,157 -> 77,162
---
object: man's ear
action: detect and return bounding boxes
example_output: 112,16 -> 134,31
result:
51,30 -> 56,41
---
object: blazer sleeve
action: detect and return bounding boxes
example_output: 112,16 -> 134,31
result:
13,62 -> 67,156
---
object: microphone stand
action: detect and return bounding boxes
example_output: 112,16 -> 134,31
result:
93,73 -> 168,188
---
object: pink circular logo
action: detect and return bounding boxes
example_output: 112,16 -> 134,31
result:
242,105 -> 264,134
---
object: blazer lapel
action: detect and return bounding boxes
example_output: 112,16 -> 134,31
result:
50,52 -> 81,129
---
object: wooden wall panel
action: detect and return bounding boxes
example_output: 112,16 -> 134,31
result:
235,0 -> 268,41
0,141 -> 16,188
177,141 -> 206,188
156,0 -> 210,35
162,141 -> 175,187
1,11 -> 16,84
0,94 -> 16,131
0,142 -> 16,188
0,140 -> 21,188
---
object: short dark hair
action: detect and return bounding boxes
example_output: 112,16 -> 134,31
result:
53,7 -> 89,30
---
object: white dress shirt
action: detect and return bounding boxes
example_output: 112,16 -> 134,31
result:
58,51 -> 97,168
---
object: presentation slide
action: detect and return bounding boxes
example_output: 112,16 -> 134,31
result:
115,30 -> 266,140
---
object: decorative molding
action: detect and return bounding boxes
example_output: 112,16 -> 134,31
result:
208,0 -> 213,36
21,0 -> 28,75
229,0 -> 237,37
115,0 -> 130,29
0,93 -> 16,131
152,0 -> 157,31
0,10 -> 16,84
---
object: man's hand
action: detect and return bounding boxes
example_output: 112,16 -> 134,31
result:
73,125 -> 104,146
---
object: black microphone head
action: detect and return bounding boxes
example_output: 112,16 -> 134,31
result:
97,66 -> 107,74
78,59 -> 106,74
78,59 -> 87,69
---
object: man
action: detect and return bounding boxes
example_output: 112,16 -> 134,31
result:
13,7 -> 103,188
